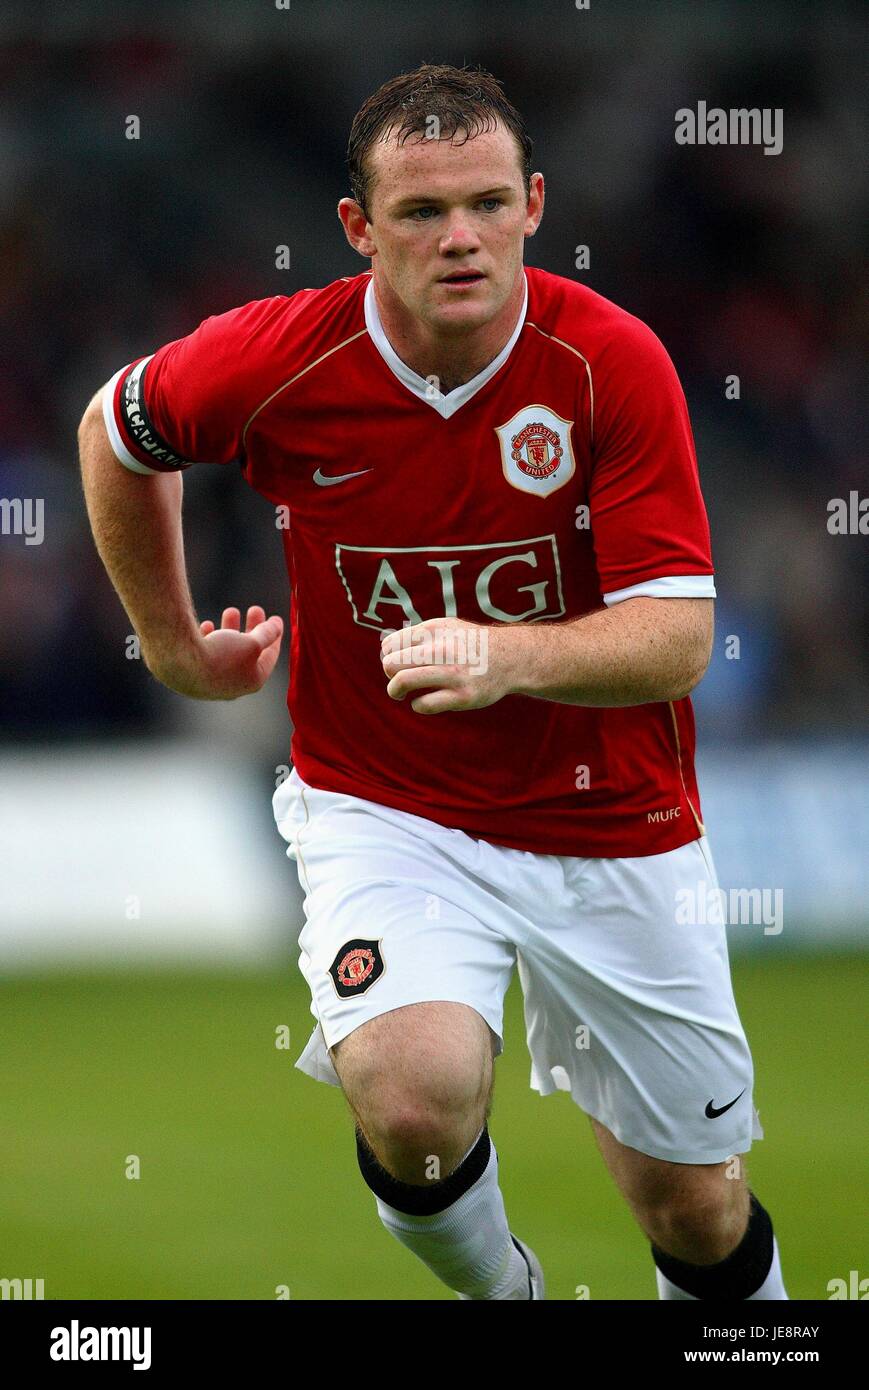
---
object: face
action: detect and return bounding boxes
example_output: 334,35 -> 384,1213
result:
339,121 -> 543,335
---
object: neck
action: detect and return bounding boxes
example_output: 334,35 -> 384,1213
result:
372,271 -> 526,392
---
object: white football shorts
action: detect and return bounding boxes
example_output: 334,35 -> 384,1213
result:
273,766 -> 764,1165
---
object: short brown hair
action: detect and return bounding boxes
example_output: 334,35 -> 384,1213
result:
347,63 -> 533,220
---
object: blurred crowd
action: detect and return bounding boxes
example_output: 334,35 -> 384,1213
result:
1,0 -> 866,744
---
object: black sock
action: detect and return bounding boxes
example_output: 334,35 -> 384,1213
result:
355,1124 -> 491,1216
651,1191 -> 774,1300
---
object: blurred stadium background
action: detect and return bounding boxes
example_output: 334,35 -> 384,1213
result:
1,0 -> 866,1299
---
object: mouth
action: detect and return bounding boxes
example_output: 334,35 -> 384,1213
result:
438,270 -> 486,287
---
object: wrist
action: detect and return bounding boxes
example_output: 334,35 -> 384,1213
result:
502,621 -> 588,701
141,628 -> 204,690
496,623 -> 538,697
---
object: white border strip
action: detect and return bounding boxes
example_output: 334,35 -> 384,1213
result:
603,574 -> 716,605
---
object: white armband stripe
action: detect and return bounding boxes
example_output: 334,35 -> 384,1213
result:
102,360 -> 163,475
603,575 -> 716,605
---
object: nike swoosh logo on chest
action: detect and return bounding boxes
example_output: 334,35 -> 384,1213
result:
312,467 -> 372,487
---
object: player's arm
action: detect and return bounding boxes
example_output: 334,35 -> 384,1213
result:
382,315 -> 716,714
495,595 -> 713,705
380,598 -> 711,713
78,387 -> 282,700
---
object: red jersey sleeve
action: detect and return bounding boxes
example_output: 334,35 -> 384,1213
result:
102,296 -> 291,474
588,315 -> 715,604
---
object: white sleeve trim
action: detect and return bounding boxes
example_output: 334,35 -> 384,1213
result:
101,359 -> 163,475
602,574 -> 716,605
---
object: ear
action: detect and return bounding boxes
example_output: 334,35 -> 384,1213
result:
524,172 -> 545,239
338,197 -> 376,257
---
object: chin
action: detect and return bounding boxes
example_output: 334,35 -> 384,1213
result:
433,310 -> 490,337
428,295 -> 497,329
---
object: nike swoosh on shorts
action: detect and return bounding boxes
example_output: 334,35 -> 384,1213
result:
704,1089 -> 746,1119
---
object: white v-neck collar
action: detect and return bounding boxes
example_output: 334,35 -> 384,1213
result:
363,270 -> 528,419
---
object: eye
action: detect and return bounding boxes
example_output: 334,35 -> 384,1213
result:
479,198 -> 503,212
410,206 -> 437,220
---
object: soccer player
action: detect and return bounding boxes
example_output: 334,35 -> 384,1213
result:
79,64 -> 788,1301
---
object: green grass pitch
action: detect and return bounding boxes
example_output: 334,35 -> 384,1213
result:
0,953 -> 864,1300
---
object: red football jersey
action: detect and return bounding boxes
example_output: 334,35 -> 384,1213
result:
104,267 -> 716,856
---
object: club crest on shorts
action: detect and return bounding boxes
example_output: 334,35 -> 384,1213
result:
329,939 -> 385,998
495,404 -> 576,497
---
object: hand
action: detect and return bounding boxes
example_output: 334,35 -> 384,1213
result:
147,605 -> 284,700
380,616 -> 519,714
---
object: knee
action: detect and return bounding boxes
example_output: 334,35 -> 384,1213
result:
333,1003 -> 494,1182
364,1063 -> 489,1178
642,1182 -> 749,1264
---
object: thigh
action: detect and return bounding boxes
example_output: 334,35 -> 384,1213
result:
520,836 -> 764,1165
275,769 -> 517,1087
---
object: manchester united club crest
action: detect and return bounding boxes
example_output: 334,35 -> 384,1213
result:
495,404 -> 576,497
512,421 -> 562,478
329,938 -> 385,998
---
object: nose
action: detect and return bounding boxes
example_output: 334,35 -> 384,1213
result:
438,213 -> 480,255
